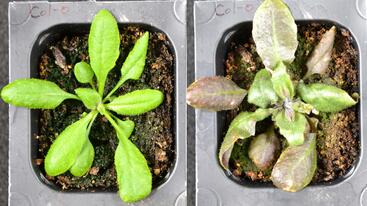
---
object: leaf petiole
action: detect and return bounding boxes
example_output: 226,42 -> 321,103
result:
103,77 -> 127,103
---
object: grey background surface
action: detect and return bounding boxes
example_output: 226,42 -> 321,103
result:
0,0 -> 9,205
1,0 -> 194,206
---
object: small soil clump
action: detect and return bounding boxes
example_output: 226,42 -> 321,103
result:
225,23 -> 360,183
36,26 -> 175,191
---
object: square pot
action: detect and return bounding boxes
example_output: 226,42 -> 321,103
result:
194,0 -> 367,205
9,1 -> 187,205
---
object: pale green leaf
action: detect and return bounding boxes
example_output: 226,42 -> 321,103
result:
275,111 -> 307,146
248,69 -> 278,108
297,82 -> 356,112
1,78 -> 78,109
75,88 -> 101,110
106,89 -> 164,116
219,108 -> 273,169
89,9 -> 120,95
252,0 -> 298,69
271,62 -> 294,99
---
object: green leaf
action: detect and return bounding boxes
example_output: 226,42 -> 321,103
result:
271,133 -> 317,192
271,62 -> 294,99
121,32 -> 149,81
275,111 -> 307,146
44,112 -> 94,176
89,9 -> 120,95
69,140 -> 94,177
75,88 -> 101,110
186,76 -> 247,111
106,89 -> 164,116
248,69 -> 278,108
252,0 -> 298,69
219,108 -> 273,169
248,127 -> 280,171
114,120 -> 152,202
305,26 -> 336,78
297,82 -> 356,112
74,61 -> 94,84
292,101 -> 316,115
115,118 -> 135,140
1,79 -> 78,109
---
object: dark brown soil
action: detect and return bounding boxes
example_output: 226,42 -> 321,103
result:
225,23 -> 360,183
36,26 -> 175,191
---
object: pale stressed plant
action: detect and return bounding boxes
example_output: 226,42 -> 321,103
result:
1,10 -> 163,203
186,0 -> 357,192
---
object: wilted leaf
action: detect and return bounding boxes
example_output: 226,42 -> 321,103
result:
69,140 -> 94,177
248,69 -> 278,108
74,61 -> 94,84
89,9 -> 120,95
106,89 -> 163,115
187,76 -> 247,111
219,108 -> 273,169
305,26 -> 336,78
44,112 -> 95,176
271,133 -> 317,192
275,111 -> 307,146
75,88 -> 101,110
271,62 -> 295,99
51,46 -> 66,70
297,82 -> 356,112
252,0 -> 298,69
1,79 -> 78,109
248,127 -> 280,171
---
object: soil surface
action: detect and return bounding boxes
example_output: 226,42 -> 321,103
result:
36,26 -> 175,191
225,23 -> 360,183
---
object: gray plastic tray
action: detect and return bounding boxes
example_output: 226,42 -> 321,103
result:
194,0 -> 367,205
8,1 -> 187,205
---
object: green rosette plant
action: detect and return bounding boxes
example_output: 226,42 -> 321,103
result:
1,10 -> 162,202
186,0 -> 358,192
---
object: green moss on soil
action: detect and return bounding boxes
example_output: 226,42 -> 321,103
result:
36,26 -> 175,191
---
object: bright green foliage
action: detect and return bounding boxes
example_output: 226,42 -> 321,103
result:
120,32 -> 149,81
114,119 -> 152,202
0,79 -> 78,109
271,134 -> 317,192
0,9 -> 161,203
69,140 -> 95,177
252,0 -> 298,69
89,9 -> 120,95
45,112 -> 95,176
219,108 -> 273,169
248,69 -> 278,108
75,88 -> 101,110
297,82 -> 356,113
107,89 -> 164,115
74,61 -> 94,84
